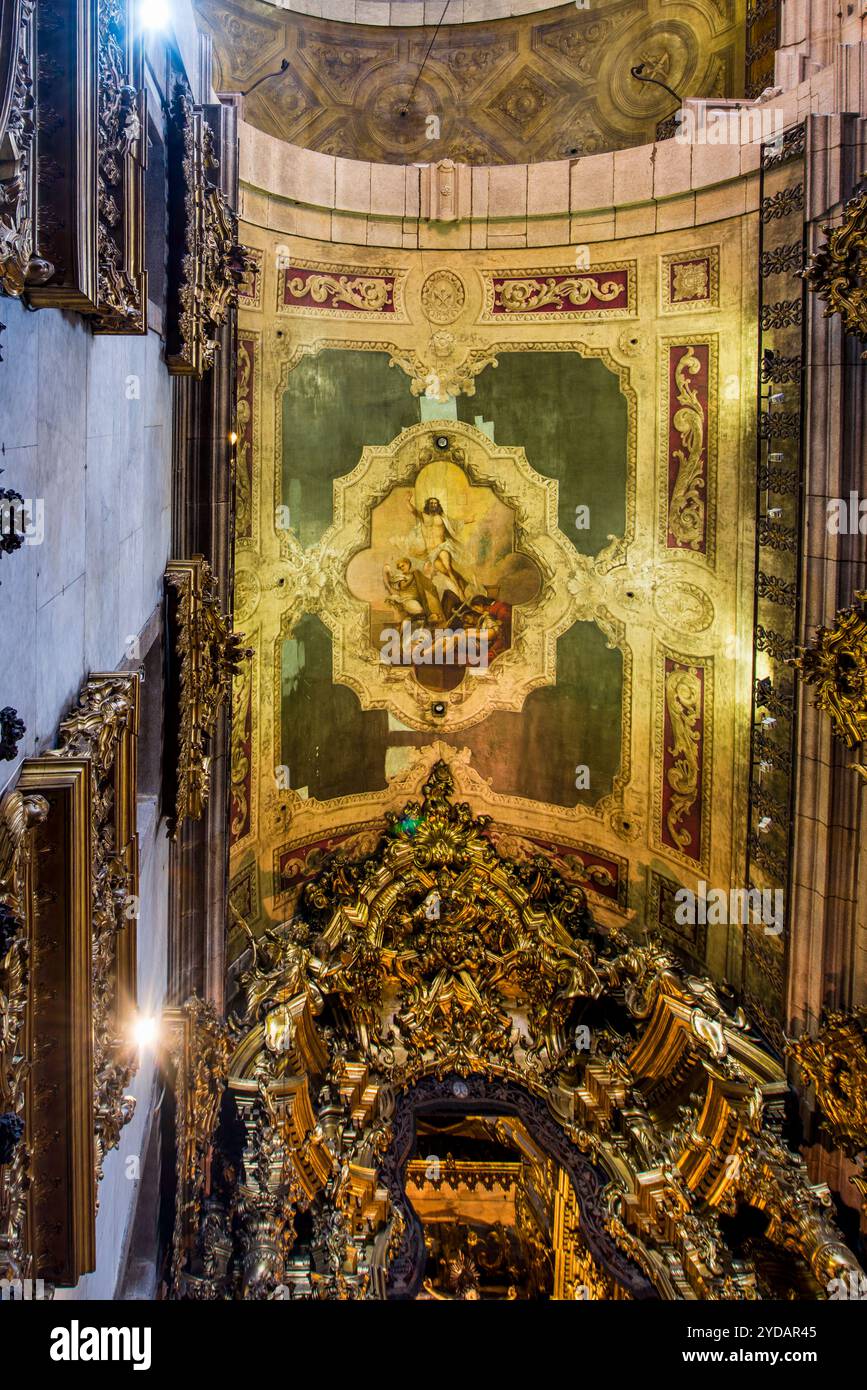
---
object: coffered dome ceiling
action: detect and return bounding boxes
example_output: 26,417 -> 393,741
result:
195,0 -> 745,163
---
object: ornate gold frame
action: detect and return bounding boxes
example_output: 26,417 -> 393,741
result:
13,759 -> 96,1286
27,0 -> 147,331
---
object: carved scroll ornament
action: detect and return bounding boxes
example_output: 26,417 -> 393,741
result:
668,346 -> 707,551
482,264 -> 634,320
663,662 -> 702,854
497,275 -> 624,313
284,272 -> 390,313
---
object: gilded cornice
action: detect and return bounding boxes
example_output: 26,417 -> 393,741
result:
27,0 -> 146,330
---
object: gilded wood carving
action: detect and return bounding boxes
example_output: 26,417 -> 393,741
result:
791,591 -> 867,780
166,83 -> 243,377
788,1014 -> 867,1200
173,768 -> 863,1300
165,556 -> 253,836
803,188 -> 867,356
28,0 -> 146,331
0,784 -> 47,1280
49,673 -> 141,1185
0,0 -> 53,296
14,758 -> 96,1286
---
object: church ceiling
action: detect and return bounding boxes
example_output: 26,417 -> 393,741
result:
229,214 -> 760,1016
195,0 -> 745,163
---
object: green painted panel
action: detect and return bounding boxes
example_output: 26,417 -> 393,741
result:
281,350 -> 418,546
456,353 -> 627,556
281,615 -> 389,800
314,620 -> 622,810
433,619 -> 623,807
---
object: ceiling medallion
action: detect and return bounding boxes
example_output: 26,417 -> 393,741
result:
420,269 -> 466,326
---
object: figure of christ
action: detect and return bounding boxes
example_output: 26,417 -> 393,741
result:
383,556 -> 445,625
408,493 -> 476,616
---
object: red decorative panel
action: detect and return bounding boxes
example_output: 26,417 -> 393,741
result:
486,827 -> 627,909
230,664 -> 253,846
659,657 -> 707,864
278,258 -> 404,316
663,342 -> 712,556
236,333 -> 256,543
481,263 -> 634,321
274,826 -> 379,903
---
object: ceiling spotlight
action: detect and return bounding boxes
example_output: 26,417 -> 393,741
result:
139,0 -> 170,30
432,701 -> 447,717
434,435 -> 449,450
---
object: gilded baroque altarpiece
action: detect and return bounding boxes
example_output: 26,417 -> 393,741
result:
230,215 -> 757,986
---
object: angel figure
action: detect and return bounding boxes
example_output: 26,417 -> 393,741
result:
383,556 -> 444,625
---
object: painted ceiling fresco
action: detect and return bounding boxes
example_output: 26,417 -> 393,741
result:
196,0 -> 745,163
230,218 -> 759,1019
